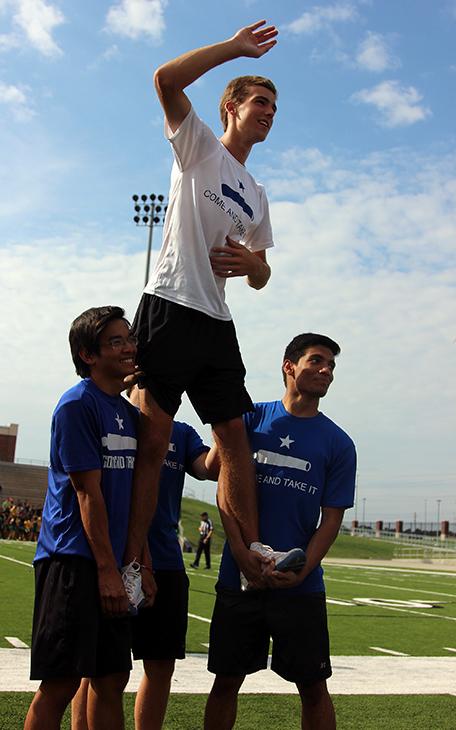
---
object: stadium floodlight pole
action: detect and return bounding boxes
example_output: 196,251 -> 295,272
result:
436,499 -> 442,539
354,474 -> 358,522
362,497 -> 366,532
132,193 -> 168,287
424,498 -> 427,535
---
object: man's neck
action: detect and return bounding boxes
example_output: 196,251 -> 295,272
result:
89,374 -> 122,398
282,391 -> 320,418
219,131 -> 252,165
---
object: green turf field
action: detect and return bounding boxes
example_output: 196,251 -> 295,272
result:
1,693 -> 456,730
1,533 -> 456,655
1,516 -> 456,729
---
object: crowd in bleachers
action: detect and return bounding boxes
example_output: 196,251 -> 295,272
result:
0,496 -> 42,541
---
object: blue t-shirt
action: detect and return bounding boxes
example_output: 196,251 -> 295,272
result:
148,421 -> 208,570
35,379 -> 138,567
218,400 -> 356,594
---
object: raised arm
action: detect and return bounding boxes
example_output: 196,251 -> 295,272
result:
154,20 -> 278,132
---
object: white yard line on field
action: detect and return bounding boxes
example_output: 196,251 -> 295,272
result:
324,561 -> 456,579
370,646 -> 409,656
0,553 -> 33,568
5,637 -> 29,649
188,612 -> 211,624
326,575 -> 456,599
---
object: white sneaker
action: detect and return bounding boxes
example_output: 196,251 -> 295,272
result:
250,542 -> 306,572
121,559 -> 145,614
240,543 -> 306,591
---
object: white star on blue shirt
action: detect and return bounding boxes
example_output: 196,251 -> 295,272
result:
279,435 -> 294,449
115,413 -> 124,430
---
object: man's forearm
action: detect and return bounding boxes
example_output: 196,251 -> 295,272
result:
302,509 -> 344,576
216,491 -> 249,562
72,473 -> 118,572
247,259 -> 271,290
155,39 -> 240,94
125,477 -> 159,561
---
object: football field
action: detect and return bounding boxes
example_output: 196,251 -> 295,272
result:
1,540 -> 455,728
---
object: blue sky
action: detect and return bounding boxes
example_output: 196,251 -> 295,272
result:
1,0 -> 455,524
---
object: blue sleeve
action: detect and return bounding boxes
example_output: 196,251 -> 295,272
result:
183,424 -> 209,475
322,437 -> 357,509
54,397 -> 102,473
242,408 -> 255,437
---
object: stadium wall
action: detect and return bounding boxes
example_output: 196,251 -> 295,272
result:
0,461 -> 47,507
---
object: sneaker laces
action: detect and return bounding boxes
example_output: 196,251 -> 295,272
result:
121,560 -> 141,591
121,559 -> 145,612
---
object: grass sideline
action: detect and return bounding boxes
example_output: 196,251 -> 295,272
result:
1,693 -> 456,729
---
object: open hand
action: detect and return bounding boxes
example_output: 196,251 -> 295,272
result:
210,236 -> 260,279
231,20 -> 278,59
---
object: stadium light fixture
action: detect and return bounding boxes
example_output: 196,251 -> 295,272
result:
132,193 -> 168,286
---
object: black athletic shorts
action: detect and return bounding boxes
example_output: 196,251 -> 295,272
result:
132,294 -> 253,424
131,570 -> 189,661
30,556 -> 132,680
208,585 -> 332,686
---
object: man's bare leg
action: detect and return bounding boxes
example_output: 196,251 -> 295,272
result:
71,678 -> 89,730
212,417 -> 266,583
124,389 -> 172,564
212,417 -> 258,545
134,659 -> 175,730
86,672 -> 129,730
204,675 -> 245,730
24,678 -> 80,730
297,680 -> 336,730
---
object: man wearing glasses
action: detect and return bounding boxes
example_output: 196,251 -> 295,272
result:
24,306 -> 140,730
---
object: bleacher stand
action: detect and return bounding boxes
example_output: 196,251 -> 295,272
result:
0,460 -> 47,540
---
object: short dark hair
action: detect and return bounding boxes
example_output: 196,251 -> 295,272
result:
69,306 -> 129,378
282,333 -> 340,384
201,512 -> 208,517
219,75 -> 277,131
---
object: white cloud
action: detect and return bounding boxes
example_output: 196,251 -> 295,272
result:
87,44 -> 121,70
0,0 -> 64,56
105,0 -> 167,41
351,80 -> 431,127
15,0 -> 63,56
356,31 -> 399,72
0,81 -> 35,120
102,44 -> 120,61
284,2 -> 358,34
0,31 -> 20,50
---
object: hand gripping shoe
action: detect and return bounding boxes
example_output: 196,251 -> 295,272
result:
120,559 -> 145,614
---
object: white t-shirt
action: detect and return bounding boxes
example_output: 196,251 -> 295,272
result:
145,107 -> 274,321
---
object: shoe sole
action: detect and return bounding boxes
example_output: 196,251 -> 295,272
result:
275,548 -> 306,572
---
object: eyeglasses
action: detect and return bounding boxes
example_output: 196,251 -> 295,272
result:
103,335 -> 138,350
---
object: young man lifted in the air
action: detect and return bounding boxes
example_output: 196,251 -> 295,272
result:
125,21 -> 300,592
